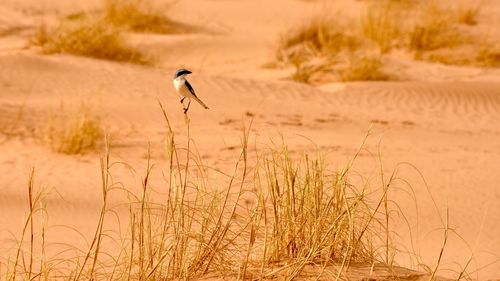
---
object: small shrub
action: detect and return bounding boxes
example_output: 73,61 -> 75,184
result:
42,105 -> 103,154
32,18 -> 150,64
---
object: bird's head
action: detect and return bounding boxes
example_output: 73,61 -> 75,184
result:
174,68 -> 192,79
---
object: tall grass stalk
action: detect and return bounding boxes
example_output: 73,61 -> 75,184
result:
39,199 -> 47,280
12,166 -> 38,281
429,208 -> 449,281
74,136 -> 111,280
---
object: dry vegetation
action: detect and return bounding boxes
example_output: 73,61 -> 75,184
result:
30,0 -> 187,64
360,3 -> 403,53
104,0 -> 185,34
456,2 -> 482,26
0,104 -> 461,280
0,104 -> 30,139
40,104 -> 104,154
476,44 -> 500,67
276,17 -> 363,83
340,56 -> 390,82
277,0 -> 498,83
407,3 -> 461,52
32,17 -> 150,65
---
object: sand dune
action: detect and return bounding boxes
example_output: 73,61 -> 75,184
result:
1,0 -> 500,279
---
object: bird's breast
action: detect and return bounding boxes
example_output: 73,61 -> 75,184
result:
173,78 -> 183,91
173,79 -> 191,98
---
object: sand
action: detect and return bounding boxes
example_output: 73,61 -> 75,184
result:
1,0 -> 500,279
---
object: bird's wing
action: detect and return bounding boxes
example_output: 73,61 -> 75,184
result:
185,80 -> 209,109
185,80 -> 198,97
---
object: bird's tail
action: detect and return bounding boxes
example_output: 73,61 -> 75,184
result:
193,96 -> 209,109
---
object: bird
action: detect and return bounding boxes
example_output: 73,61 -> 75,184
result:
172,68 -> 209,114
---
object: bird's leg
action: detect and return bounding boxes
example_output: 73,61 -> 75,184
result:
183,100 -> 191,114
180,97 -> 186,103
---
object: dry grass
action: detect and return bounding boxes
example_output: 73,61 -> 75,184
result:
0,104 -> 451,280
340,55 -> 390,82
456,2 -> 482,26
104,0 -> 184,34
31,21 -> 50,47
290,63 -> 319,84
408,3 -> 462,53
277,17 -> 364,83
476,44 -> 500,67
289,58 -> 331,84
277,17 -> 360,66
278,16 -> 394,83
254,143 -> 383,278
404,1 -> 497,67
361,3 -> 403,53
30,0 -> 190,63
31,17 -> 150,64
277,0 -> 495,82
425,48 -> 475,66
0,103 -> 30,139
41,104 -> 104,154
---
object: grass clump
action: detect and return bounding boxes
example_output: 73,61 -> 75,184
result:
257,145 -> 382,276
277,16 -> 393,83
41,105 -> 103,154
277,17 -> 359,68
361,3 -> 403,53
476,44 -> 500,67
340,56 -> 390,82
408,3 -> 461,53
408,21 -> 461,56
277,17 -> 362,83
104,0 -> 182,34
456,2 -> 482,26
277,7 -> 401,83
289,63 -> 318,84
32,17 -> 150,64
289,59 -> 331,84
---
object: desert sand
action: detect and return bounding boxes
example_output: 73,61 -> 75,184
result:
1,0 -> 500,279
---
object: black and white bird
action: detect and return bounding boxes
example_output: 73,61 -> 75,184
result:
172,69 -> 209,114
